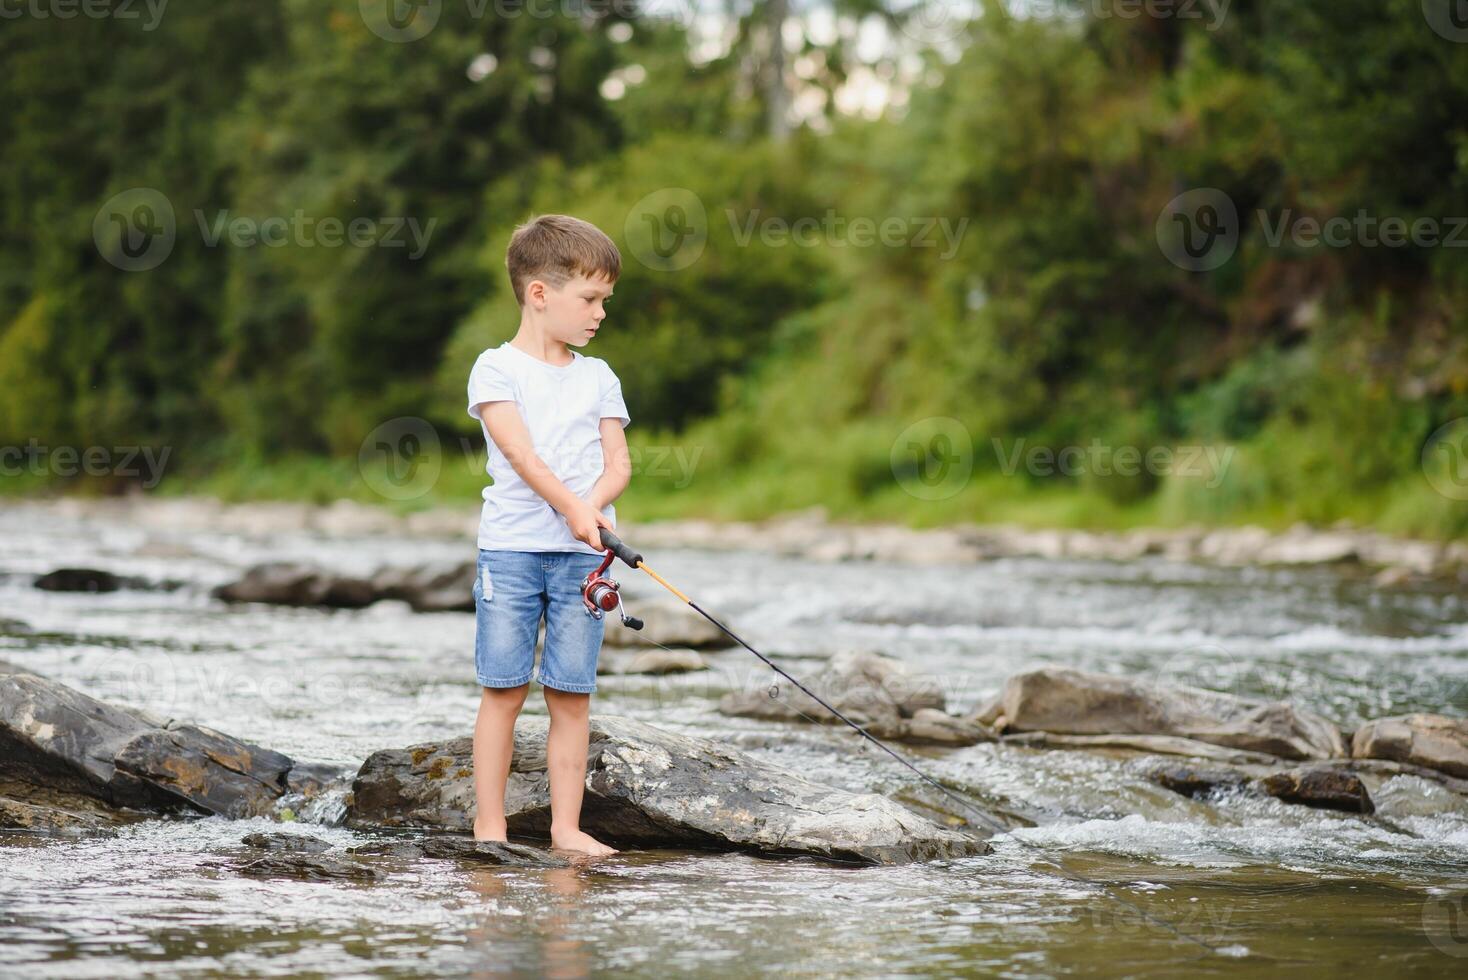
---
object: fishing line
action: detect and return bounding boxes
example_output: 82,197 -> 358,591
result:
592,530 -> 1226,958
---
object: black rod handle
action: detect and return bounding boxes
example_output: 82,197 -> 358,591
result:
597,529 -> 643,568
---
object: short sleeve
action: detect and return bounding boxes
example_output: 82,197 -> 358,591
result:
467,355 -> 515,421
598,361 -> 630,429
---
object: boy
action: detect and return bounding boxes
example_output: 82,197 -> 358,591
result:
465,214 -> 631,857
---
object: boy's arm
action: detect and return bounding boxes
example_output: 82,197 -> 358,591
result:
587,417 -> 631,511
478,402 -> 609,546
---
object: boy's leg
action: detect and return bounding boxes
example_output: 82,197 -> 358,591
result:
539,552 -> 615,856
543,686 -> 616,856
472,682 -> 528,841
470,550 -> 542,841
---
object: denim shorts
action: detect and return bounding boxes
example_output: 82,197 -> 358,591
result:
473,549 -> 607,694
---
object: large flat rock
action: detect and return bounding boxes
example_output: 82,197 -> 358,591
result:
1352,714 -> 1468,779
0,668 -> 295,818
345,714 -> 991,865
979,668 -> 1346,761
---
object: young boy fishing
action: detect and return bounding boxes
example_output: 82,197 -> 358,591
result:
465,214 -> 630,857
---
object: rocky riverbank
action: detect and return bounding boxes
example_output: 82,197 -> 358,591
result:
6,652 -> 1464,859
16,495 -> 1464,583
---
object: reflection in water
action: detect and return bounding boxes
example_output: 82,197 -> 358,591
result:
465,864 -> 591,978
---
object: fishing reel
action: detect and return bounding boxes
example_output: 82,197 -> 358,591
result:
581,550 -> 643,630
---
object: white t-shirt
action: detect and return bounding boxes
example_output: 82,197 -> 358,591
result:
466,342 -> 630,554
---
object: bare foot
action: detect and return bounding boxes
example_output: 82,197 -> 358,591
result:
473,816 -> 507,843
550,828 -> 618,857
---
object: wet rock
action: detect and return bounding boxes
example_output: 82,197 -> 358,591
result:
344,837 -> 566,866
986,668 -> 1346,761
1257,767 -> 1375,814
34,568 -> 135,592
345,714 -> 991,865
235,853 -> 379,883
598,648 -> 708,675
421,837 -> 571,867
284,761 -> 354,798
242,831 -> 333,854
601,598 -> 729,649
212,562 -> 377,609
0,671 -> 298,818
113,724 -> 294,819
1352,714 -> 1468,779
903,708 -> 995,746
370,561 -> 474,613
0,776 -> 146,831
1002,732 -> 1283,765
0,619 -> 32,635
0,796 -> 114,833
718,650 -> 949,741
1141,762 -> 1250,799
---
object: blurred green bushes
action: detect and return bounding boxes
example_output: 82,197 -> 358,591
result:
2,1 -> 1466,539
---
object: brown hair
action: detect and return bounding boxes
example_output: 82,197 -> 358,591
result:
505,214 -> 621,307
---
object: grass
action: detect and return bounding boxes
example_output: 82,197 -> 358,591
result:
5,416 -> 1463,541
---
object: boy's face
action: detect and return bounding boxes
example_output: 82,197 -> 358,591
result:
532,273 -> 615,348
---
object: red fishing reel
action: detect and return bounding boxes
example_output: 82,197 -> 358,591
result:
581,550 -> 643,630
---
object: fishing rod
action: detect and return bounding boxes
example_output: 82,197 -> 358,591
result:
586,529 -> 1229,959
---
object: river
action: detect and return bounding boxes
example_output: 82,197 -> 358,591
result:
2,501 -> 1467,976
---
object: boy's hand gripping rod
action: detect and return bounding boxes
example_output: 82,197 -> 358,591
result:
592,528 -> 1227,959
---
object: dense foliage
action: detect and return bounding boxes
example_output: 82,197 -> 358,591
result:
2,0 -> 1465,535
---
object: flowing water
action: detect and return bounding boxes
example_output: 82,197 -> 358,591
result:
2,501 -> 1467,977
